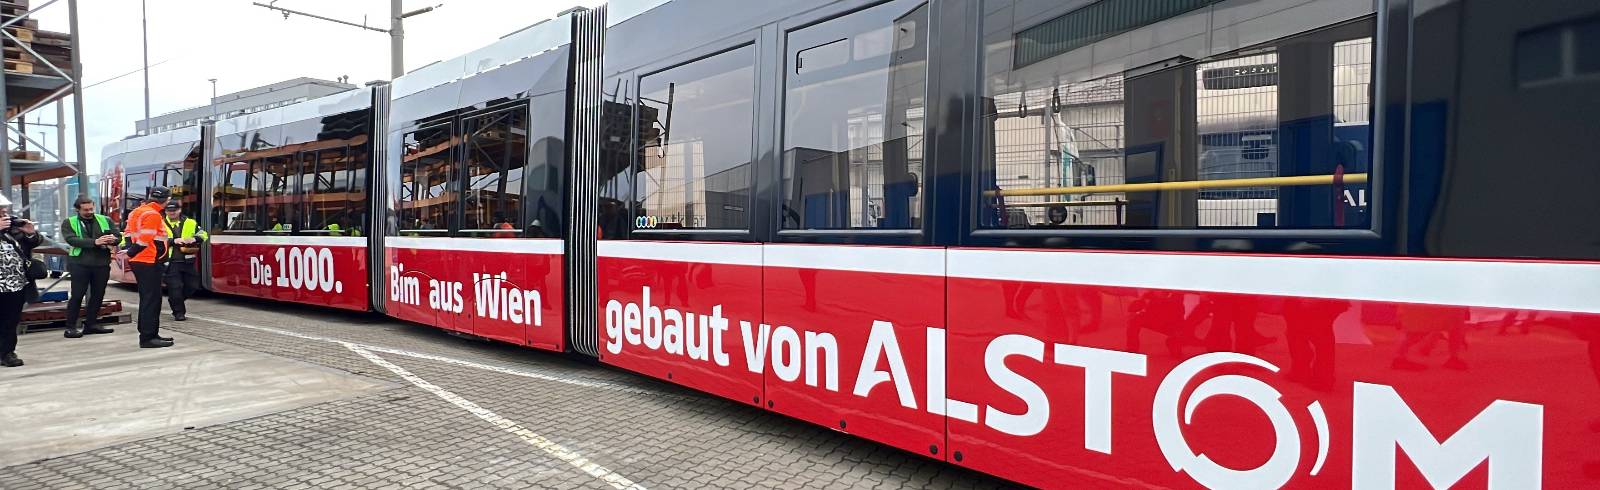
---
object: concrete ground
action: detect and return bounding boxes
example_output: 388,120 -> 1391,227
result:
0,286 -> 1014,489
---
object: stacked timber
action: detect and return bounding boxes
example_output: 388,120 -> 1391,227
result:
0,0 -> 73,78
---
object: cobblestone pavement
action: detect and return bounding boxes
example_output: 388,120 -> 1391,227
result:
0,287 -> 1017,489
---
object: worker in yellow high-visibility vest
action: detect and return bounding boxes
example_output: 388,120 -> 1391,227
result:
162,201 -> 207,322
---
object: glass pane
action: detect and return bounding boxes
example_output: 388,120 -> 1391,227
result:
1578,18 -> 1600,75
1515,26 -> 1563,85
214,160 -> 253,232
635,45 -> 756,231
260,155 -> 295,234
399,124 -> 454,234
979,9 -> 1375,230
122,171 -> 154,224
781,1 -> 928,230
303,146 -> 367,236
461,108 -> 528,237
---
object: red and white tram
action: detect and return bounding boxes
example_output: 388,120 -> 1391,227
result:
98,0 -> 1600,487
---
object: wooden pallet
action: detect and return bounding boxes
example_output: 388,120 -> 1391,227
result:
19,300 -> 129,334
4,58 -> 30,74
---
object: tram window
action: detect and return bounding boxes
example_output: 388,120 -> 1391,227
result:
123,171 -> 153,222
635,44 -> 756,231
215,159 -> 254,232
302,146 -> 368,236
780,1 -> 928,230
260,155 -> 295,233
979,3 -> 1375,230
399,124 -> 454,234
461,107 -> 527,238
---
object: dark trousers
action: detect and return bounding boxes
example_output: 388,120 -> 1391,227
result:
165,260 -> 198,316
0,290 -> 22,355
131,262 -> 164,341
65,263 -> 110,329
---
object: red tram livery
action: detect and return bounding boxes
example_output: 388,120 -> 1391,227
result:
98,0 -> 1600,487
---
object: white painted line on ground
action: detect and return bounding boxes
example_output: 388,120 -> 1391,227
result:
346,344 -> 648,490
132,307 -> 668,397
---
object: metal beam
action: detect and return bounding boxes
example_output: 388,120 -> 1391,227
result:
68,0 -> 87,198
252,2 -> 389,33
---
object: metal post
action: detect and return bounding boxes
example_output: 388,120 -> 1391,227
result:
0,54 -> 10,201
390,0 -> 404,78
69,0 -> 88,199
56,100 -> 66,201
208,79 -> 217,121
141,0 -> 151,135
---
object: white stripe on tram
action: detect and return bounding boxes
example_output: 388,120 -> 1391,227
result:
386,236 -> 564,254
598,240 -> 762,267
948,248 -> 1600,314
763,244 -> 944,277
210,235 -> 367,247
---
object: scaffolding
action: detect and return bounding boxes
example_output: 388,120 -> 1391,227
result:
0,0 -> 88,220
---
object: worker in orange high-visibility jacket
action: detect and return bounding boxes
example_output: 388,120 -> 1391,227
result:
123,186 -> 173,348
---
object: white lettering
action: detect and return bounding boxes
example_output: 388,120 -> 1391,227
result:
771,326 -> 802,383
852,321 -> 916,409
926,327 -> 978,423
983,334 -> 1049,436
1352,382 -> 1542,489
1053,344 -> 1147,454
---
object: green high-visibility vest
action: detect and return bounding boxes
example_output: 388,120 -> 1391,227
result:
164,217 -> 208,258
67,214 -> 112,257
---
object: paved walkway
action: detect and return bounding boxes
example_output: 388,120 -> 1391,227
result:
0,287 -> 1011,489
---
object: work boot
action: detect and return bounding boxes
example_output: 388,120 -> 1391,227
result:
84,325 -> 114,335
1,352 -> 22,367
173,313 -> 187,321
139,338 -> 174,349
63,326 -> 84,338
157,335 -> 173,342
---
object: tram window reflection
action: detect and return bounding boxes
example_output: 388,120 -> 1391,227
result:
399,124 -> 454,234
461,106 -> 527,238
303,144 -> 369,236
634,44 -> 756,232
978,2 -> 1375,230
260,155 -> 296,234
780,0 -> 928,230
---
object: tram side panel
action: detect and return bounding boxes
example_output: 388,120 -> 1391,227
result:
207,236 -> 370,311
760,245 -> 949,460
383,238 -> 567,351
596,241 -> 764,408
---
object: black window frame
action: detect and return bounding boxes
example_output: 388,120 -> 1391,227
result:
958,3 -> 1401,254
622,30 -> 765,243
771,0 -> 938,247
396,119 -> 458,236
458,101 -> 533,238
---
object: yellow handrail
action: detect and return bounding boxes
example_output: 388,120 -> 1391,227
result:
989,173 -> 1368,198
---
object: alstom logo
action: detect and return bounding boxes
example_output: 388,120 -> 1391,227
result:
603,287 -> 1546,488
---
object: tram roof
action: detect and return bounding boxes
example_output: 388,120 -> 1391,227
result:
212,86 -> 373,137
390,8 -> 581,101
101,125 -> 203,160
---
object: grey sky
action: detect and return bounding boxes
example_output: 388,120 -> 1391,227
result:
27,0 -> 602,175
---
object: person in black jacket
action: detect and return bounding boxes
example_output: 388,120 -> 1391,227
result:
0,202 -> 40,367
61,197 -> 119,338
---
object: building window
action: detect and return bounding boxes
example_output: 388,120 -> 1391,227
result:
780,0 -> 929,230
979,3 -> 1375,230
634,44 -> 757,231
460,106 -> 528,237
